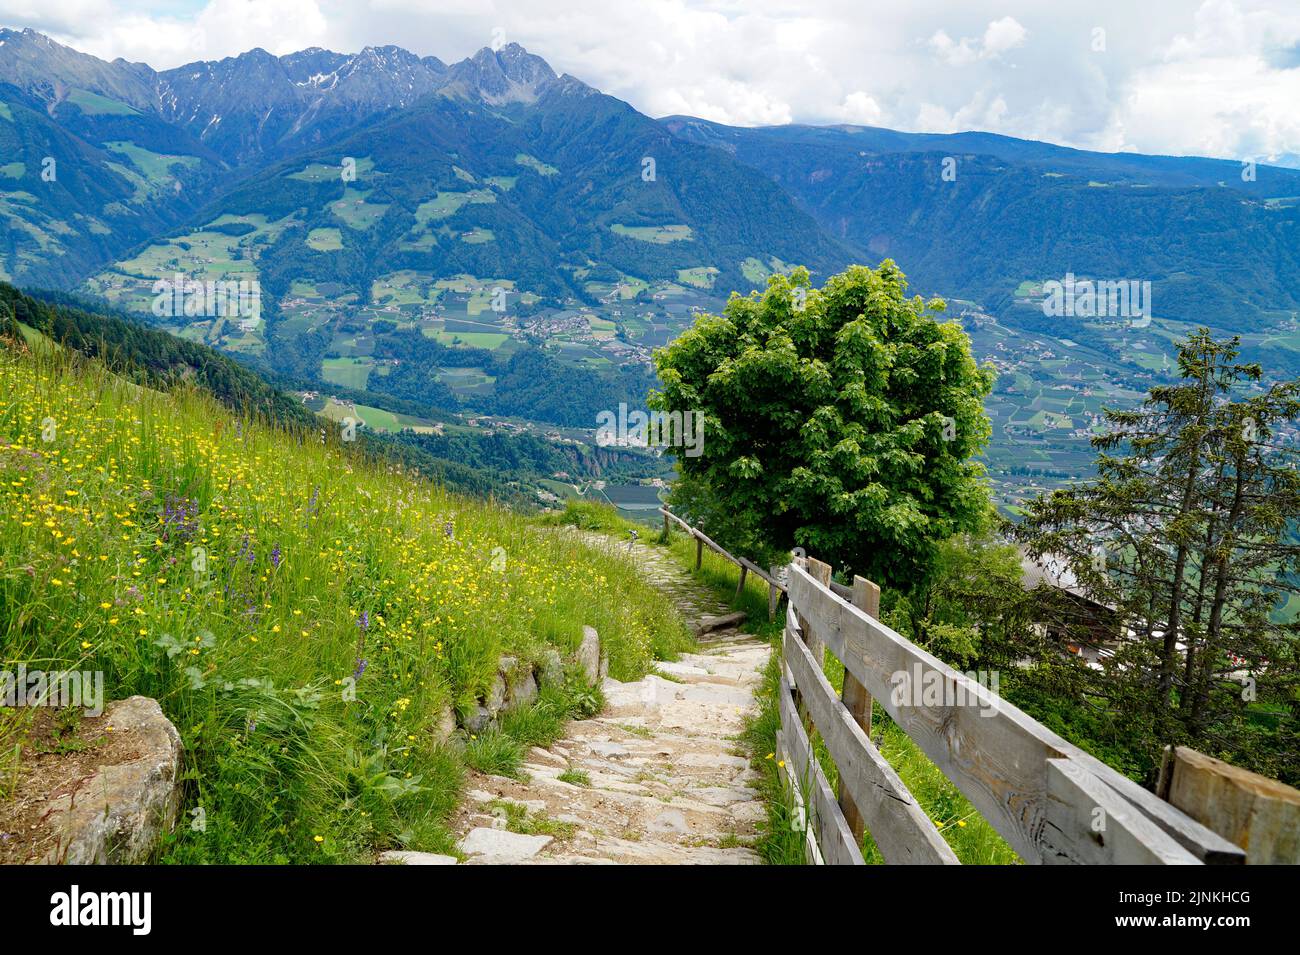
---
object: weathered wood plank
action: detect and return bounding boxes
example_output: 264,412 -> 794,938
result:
789,562 -> 1046,861
662,510 -> 742,567
777,676 -> 866,866
829,579 -> 854,600
785,624 -> 959,864
1044,759 -> 1200,865
787,603 -> 813,759
1069,748 -> 1245,864
1159,746 -> 1300,864
658,509 -> 786,592
839,575 -> 880,844
786,562 -> 1242,864
660,508 -> 692,533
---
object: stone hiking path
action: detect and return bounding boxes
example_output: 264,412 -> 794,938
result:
448,534 -> 771,865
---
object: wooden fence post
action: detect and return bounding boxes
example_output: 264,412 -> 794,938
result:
663,511 -> 671,540
735,565 -> 748,600
802,558 -> 833,667
1158,745 -> 1300,864
768,565 -> 780,621
838,574 -> 880,845
695,536 -> 703,570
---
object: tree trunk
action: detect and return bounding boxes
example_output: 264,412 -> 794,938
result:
1189,456 -> 1248,733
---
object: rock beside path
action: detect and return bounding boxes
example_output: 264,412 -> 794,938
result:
39,696 -> 183,865
459,827 -> 553,863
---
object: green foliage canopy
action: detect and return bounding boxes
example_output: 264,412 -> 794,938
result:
652,261 -> 995,588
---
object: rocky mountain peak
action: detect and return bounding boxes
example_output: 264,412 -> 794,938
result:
447,43 -> 557,105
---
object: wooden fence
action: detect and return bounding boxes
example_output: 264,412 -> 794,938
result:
657,508 -> 1257,865
660,508 -> 786,619
781,556 -> 1254,865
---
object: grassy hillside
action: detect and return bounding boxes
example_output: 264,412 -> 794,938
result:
0,332 -> 691,863
2,283 -> 666,507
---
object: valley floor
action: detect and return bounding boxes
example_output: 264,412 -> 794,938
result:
448,537 -> 771,864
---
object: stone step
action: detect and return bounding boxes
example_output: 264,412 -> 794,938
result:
694,611 -> 749,635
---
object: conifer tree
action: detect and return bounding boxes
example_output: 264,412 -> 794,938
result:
1017,331 -> 1300,777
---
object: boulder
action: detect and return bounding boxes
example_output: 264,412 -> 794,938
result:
485,668 -> 509,713
462,656 -> 540,733
431,705 -> 458,743
537,648 -> 565,688
464,706 -> 494,734
459,827 -> 552,863
507,670 -> 538,710
40,696 -> 182,865
577,626 -> 602,684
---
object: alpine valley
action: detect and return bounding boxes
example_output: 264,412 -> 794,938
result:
4,27 -> 1300,515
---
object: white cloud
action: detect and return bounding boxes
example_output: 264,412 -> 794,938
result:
836,91 -> 884,126
5,0 -> 330,63
928,30 -> 980,67
916,92 -> 1012,135
0,0 -> 101,36
1098,0 -> 1300,162
0,0 -> 1296,165
929,16 -> 1027,66
982,16 -> 1028,56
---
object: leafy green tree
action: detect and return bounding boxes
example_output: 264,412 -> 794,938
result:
651,261 -> 995,589
884,524 -> 1035,670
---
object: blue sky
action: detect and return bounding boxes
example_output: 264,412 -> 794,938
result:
2,0 -> 1298,165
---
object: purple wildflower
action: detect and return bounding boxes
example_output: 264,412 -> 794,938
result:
161,494 -> 200,542
303,487 -> 321,528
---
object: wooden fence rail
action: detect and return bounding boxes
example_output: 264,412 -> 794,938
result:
658,509 -> 1256,865
660,507 -> 785,618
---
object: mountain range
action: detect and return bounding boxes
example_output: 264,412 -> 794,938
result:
3,26 -> 1300,506
0,28 -> 841,294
